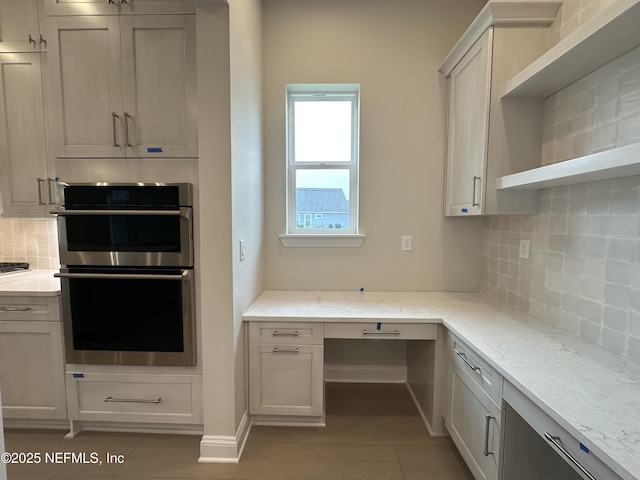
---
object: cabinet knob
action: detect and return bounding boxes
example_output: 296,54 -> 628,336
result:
27,34 -> 36,46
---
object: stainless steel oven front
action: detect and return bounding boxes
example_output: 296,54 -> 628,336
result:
54,183 -> 196,367
55,183 -> 193,267
57,267 -> 195,366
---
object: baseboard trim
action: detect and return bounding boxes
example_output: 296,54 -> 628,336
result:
324,365 -> 406,383
198,411 -> 251,463
3,418 -> 70,431
406,383 -> 446,437
61,420 -> 204,438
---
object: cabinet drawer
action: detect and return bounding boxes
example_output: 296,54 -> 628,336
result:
0,296 -> 60,322
503,381 -> 623,480
249,322 -> 323,345
66,372 -> 202,424
324,322 -> 437,340
449,333 -> 502,404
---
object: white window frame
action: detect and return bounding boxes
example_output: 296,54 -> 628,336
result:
281,84 -> 364,247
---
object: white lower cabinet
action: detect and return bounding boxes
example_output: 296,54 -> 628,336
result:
445,332 -> 503,480
249,322 -> 324,420
0,296 -> 66,420
65,372 -> 202,425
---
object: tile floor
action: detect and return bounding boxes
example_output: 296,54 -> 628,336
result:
3,383 -> 472,480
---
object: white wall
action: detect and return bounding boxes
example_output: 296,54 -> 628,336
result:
229,0 -> 264,431
196,0 -> 264,460
262,0 -> 486,293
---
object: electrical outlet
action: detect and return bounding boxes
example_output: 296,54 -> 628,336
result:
519,239 -> 530,259
402,236 -> 412,252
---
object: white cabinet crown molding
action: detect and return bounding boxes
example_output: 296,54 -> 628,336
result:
438,1 -> 561,77
503,0 -> 640,98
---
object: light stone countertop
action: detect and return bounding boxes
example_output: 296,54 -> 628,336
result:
0,270 -> 60,296
244,290 -> 640,480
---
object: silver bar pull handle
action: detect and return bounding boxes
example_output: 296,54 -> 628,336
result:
0,307 -> 32,312
472,176 -> 481,207
272,330 -> 298,337
455,349 -> 481,373
363,330 -> 400,336
51,208 -> 189,218
112,112 -> 120,147
484,414 -> 494,456
36,178 -> 45,205
273,347 -> 299,353
47,178 -> 55,205
104,396 -> 161,404
55,271 -> 191,281
124,112 -> 132,147
544,433 -> 596,480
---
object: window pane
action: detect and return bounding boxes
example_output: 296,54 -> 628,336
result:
295,169 -> 350,230
294,101 -> 352,162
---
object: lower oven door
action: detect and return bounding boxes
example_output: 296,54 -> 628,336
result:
56,267 -> 195,366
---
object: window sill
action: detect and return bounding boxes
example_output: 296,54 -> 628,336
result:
279,234 -> 366,248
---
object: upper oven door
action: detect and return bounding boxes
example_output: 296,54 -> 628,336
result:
56,208 -> 193,267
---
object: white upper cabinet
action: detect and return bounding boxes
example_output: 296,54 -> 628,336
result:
0,53 -> 57,215
0,0 -> 48,52
444,28 -> 492,216
44,0 -> 195,16
440,2 -> 560,216
48,14 -> 197,158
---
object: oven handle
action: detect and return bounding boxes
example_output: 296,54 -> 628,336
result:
54,270 -> 192,281
50,208 -> 192,219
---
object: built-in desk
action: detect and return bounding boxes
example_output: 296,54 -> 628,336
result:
243,290 -> 640,480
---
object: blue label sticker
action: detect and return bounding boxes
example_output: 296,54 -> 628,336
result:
72,373 -> 84,379
461,208 -> 468,213
147,147 -> 163,153
579,443 -> 590,454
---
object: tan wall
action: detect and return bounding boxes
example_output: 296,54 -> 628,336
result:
262,0 -> 486,292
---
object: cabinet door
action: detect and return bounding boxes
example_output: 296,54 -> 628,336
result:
0,0 -> 45,53
48,15 -> 125,158
0,52 -> 51,215
120,15 -> 197,158
249,344 -> 324,416
445,28 -> 492,216
44,0 -> 194,16
446,361 -> 501,480
0,321 -> 66,420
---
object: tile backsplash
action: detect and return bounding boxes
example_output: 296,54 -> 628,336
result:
482,179 -> 640,364
0,196 -> 59,269
541,44 -> 640,165
547,0 -> 617,47
485,3 -> 640,364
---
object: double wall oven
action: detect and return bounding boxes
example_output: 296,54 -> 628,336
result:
54,183 -> 196,367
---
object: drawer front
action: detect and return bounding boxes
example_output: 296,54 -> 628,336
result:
449,333 -> 502,404
249,344 -> 324,416
503,381 -> 623,480
66,372 -> 202,424
0,296 -> 60,322
324,322 -> 437,340
249,322 -> 323,345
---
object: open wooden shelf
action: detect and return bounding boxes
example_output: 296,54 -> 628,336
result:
502,0 -> 640,98
496,143 -> 640,190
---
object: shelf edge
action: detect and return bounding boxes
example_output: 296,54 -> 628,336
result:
496,143 -> 640,190
502,0 -> 640,98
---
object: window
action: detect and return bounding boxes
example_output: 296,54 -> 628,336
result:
285,84 -> 361,244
